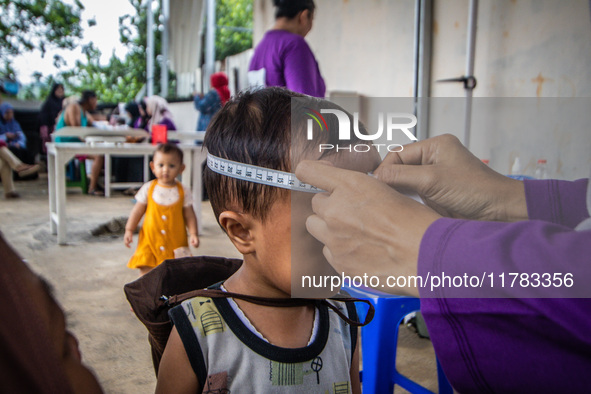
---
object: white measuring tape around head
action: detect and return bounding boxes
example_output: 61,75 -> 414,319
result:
207,153 -> 325,193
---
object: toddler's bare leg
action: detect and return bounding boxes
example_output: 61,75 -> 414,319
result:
138,266 -> 153,276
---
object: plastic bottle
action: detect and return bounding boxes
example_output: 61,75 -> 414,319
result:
534,159 -> 548,179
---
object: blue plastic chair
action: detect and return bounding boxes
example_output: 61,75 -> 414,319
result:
345,286 -> 452,394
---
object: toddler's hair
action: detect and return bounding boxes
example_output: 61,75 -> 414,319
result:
154,142 -> 184,163
204,87 -> 369,223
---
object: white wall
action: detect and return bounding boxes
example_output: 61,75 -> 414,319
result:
169,101 -> 199,132
254,0 -> 417,97
428,0 -> 591,179
430,0 -> 591,97
252,0 -> 591,179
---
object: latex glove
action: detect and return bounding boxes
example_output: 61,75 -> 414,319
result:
374,134 -> 528,222
295,160 -> 441,297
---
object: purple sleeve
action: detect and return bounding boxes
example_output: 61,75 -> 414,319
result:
418,178 -> 591,391
524,178 -> 589,228
159,118 -> 177,131
283,39 -> 326,98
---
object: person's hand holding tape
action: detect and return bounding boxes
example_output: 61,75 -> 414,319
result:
295,160 -> 440,297
295,134 -> 529,296
374,134 -> 528,222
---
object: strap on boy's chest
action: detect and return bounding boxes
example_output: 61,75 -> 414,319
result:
164,288 -> 375,327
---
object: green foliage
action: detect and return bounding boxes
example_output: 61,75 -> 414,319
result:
58,42 -> 146,103
215,0 -> 253,61
0,0 -> 85,71
15,0 -> 253,103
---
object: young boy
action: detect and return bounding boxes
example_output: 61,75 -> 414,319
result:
125,143 -> 199,276
156,88 -> 380,393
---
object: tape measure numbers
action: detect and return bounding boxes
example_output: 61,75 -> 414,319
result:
206,153 -> 325,193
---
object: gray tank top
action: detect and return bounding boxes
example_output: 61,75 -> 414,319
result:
169,289 -> 358,393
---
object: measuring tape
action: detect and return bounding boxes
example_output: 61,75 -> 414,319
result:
207,153 -> 325,193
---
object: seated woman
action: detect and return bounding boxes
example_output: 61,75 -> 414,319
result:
54,91 -> 105,196
144,96 -> 177,133
39,83 -> 66,153
0,140 -> 39,199
0,103 -> 35,165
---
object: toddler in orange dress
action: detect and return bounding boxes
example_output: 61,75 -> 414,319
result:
124,143 -> 199,276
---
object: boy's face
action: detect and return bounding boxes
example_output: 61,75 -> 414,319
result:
244,148 -> 382,298
252,196 -> 293,296
150,151 -> 185,186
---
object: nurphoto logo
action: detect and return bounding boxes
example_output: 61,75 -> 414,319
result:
306,108 -> 418,153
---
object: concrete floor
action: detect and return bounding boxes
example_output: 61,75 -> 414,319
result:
0,173 -> 439,393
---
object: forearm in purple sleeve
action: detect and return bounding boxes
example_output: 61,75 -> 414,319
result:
417,179 -> 591,391
418,219 -> 591,391
524,178 -> 589,228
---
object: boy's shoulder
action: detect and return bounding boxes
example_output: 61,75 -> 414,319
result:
173,296 -> 227,337
168,294 -> 357,392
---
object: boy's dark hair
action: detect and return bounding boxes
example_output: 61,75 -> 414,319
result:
204,87 -> 368,224
274,0 -> 315,19
154,142 -> 184,163
80,90 -> 97,104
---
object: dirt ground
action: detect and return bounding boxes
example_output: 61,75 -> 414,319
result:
0,173 -> 439,394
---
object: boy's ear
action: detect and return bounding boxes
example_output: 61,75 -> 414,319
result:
179,163 -> 186,173
149,161 -> 154,174
219,211 -> 256,255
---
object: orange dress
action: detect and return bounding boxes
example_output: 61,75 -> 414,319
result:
127,180 -> 188,269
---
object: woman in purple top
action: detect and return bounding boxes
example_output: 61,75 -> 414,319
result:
249,0 -> 325,98
296,134 -> 591,392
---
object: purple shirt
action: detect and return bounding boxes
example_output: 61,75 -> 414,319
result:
249,30 -> 326,98
419,179 -> 591,392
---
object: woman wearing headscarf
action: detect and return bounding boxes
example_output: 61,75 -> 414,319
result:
39,83 -> 65,150
144,96 -> 177,132
193,71 -> 230,131
0,103 -> 33,164
248,0 -> 325,98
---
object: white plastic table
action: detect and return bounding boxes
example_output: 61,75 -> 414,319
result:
46,141 -> 207,245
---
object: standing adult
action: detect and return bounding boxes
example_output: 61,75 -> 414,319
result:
194,72 -> 230,131
55,91 -> 104,196
39,83 -> 65,151
249,0 -> 325,98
